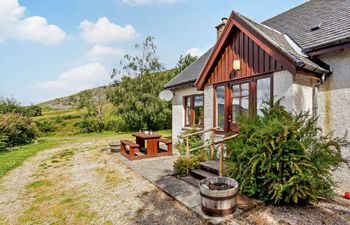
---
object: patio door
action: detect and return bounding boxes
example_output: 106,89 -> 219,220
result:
229,81 -> 251,133
227,75 -> 272,133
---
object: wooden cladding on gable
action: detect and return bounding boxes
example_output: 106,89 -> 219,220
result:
207,29 -> 283,85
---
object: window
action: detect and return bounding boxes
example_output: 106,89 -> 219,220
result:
214,74 -> 273,133
194,95 -> 204,126
184,95 -> 204,127
215,86 -> 225,130
232,82 -> 250,123
256,77 -> 272,116
185,96 -> 191,127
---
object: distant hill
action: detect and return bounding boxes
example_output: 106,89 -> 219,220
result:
38,86 -> 108,111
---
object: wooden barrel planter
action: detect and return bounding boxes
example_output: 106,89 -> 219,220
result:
199,177 -> 239,217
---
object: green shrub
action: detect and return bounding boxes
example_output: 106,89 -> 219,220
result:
0,113 -> 38,147
176,128 -> 205,155
173,156 -> 199,177
0,134 -> 7,151
0,98 -> 42,117
225,100 -> 348,204
76,118 -> 99,133
52,116 -> 64,124
105,117 -> 125,132
24,105 -> 42,117
35,120 -> 56,134
62,114 -> 81,120
173,128 -> 209,176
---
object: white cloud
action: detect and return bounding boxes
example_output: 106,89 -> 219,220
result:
80,17 -> 136,44
121,0 -> 180,5
186,48 -> 205,57
86,45 -> 125,61
0,0 -> 66,45
33,63 -> 110,98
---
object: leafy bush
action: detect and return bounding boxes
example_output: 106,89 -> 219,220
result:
0,97 -> 24,115
76,118 -> 99,133
105,117 -> 125,132
225,100 -> 348,204
52,116 -> 64,124
62,114 -> 81,120
173,156 -> 199,177
0,134 -> 7,151
25,105 -> 42,117
35,120 -> 56,133
0,98 -> 42,117
0,113 -> 38,147
176,128 -> 205,155
173,128 -> 209,176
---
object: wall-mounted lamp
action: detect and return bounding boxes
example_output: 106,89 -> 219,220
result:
233,60 -> 241,71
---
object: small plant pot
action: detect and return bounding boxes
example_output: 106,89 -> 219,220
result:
199,177 -> 239,217
345,192 -> 350,199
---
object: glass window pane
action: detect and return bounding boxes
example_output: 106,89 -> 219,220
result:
232,83 -> 250,122
185,97 -> 191,126
257,77 -> 271,116
216,86 -> 225,130
194,96 -> 204,126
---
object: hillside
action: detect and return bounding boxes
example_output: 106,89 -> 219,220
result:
38,86 -> 109,111
35,86 -> 117,136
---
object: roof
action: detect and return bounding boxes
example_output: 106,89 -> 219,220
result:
263,0 -> 350,52
164,48 -> 212,89
166,0 -> 347,89
240,14 -> 329,74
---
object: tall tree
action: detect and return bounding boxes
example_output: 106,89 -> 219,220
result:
175,54 -> 198,73
78,87 -> 106,132
109,36 -> 170,131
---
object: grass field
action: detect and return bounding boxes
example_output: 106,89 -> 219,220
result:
0,140 -> 62,178
0,130 -> 172,179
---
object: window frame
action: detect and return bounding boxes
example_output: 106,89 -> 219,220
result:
183,94 -> 204,128
213,73 -> 274,133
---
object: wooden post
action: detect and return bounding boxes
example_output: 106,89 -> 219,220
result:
211,129 -> 215,160
186,137 -> 190,159
219,142 -> 224,177
186,137 -> 190,175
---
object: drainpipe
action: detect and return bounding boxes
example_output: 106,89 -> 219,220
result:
312,74 -> 326,117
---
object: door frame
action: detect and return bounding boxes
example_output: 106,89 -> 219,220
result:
213,73 -> 273,133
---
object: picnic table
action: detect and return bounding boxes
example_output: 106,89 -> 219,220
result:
132,132 -> 162,157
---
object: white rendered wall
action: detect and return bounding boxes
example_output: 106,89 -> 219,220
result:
273,70 -> 295,111
318,49 -> 350,194
273,70 -> 313,114
171,86 -> 203,143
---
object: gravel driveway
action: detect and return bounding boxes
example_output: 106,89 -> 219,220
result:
0,139 -> 204,225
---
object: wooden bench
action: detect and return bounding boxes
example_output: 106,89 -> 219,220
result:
120,140 -> 140,160
157,139 -> 172,155
109,142 -> 121,152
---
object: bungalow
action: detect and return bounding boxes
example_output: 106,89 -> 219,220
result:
164,0 -> 350,192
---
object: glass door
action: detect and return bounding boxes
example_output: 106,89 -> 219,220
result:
230,82 -> 250,132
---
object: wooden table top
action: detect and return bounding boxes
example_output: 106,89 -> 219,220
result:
132,132 -> 162,139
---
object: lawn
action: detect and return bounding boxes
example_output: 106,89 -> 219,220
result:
0,140 -> 62,178
0,130 -> 172,179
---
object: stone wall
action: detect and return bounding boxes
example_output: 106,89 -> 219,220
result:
203,85 -> 214,141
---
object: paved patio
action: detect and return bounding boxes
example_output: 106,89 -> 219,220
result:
115,153 -> 238,224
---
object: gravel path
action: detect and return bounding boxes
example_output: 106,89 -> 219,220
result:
0,139 -> 204,225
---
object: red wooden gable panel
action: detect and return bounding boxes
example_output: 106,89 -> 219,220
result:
207,29 -> 283,85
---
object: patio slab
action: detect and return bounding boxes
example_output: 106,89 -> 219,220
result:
115,153 -> 236,224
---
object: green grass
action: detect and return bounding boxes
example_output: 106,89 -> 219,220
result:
0,140 -> 62,178
0,129 -> 171,179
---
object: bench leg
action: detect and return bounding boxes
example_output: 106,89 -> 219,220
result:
129,147 -> 136,159
167,143 -> 172,155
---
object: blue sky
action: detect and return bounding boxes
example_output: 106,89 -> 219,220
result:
0,0 -> 305,104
